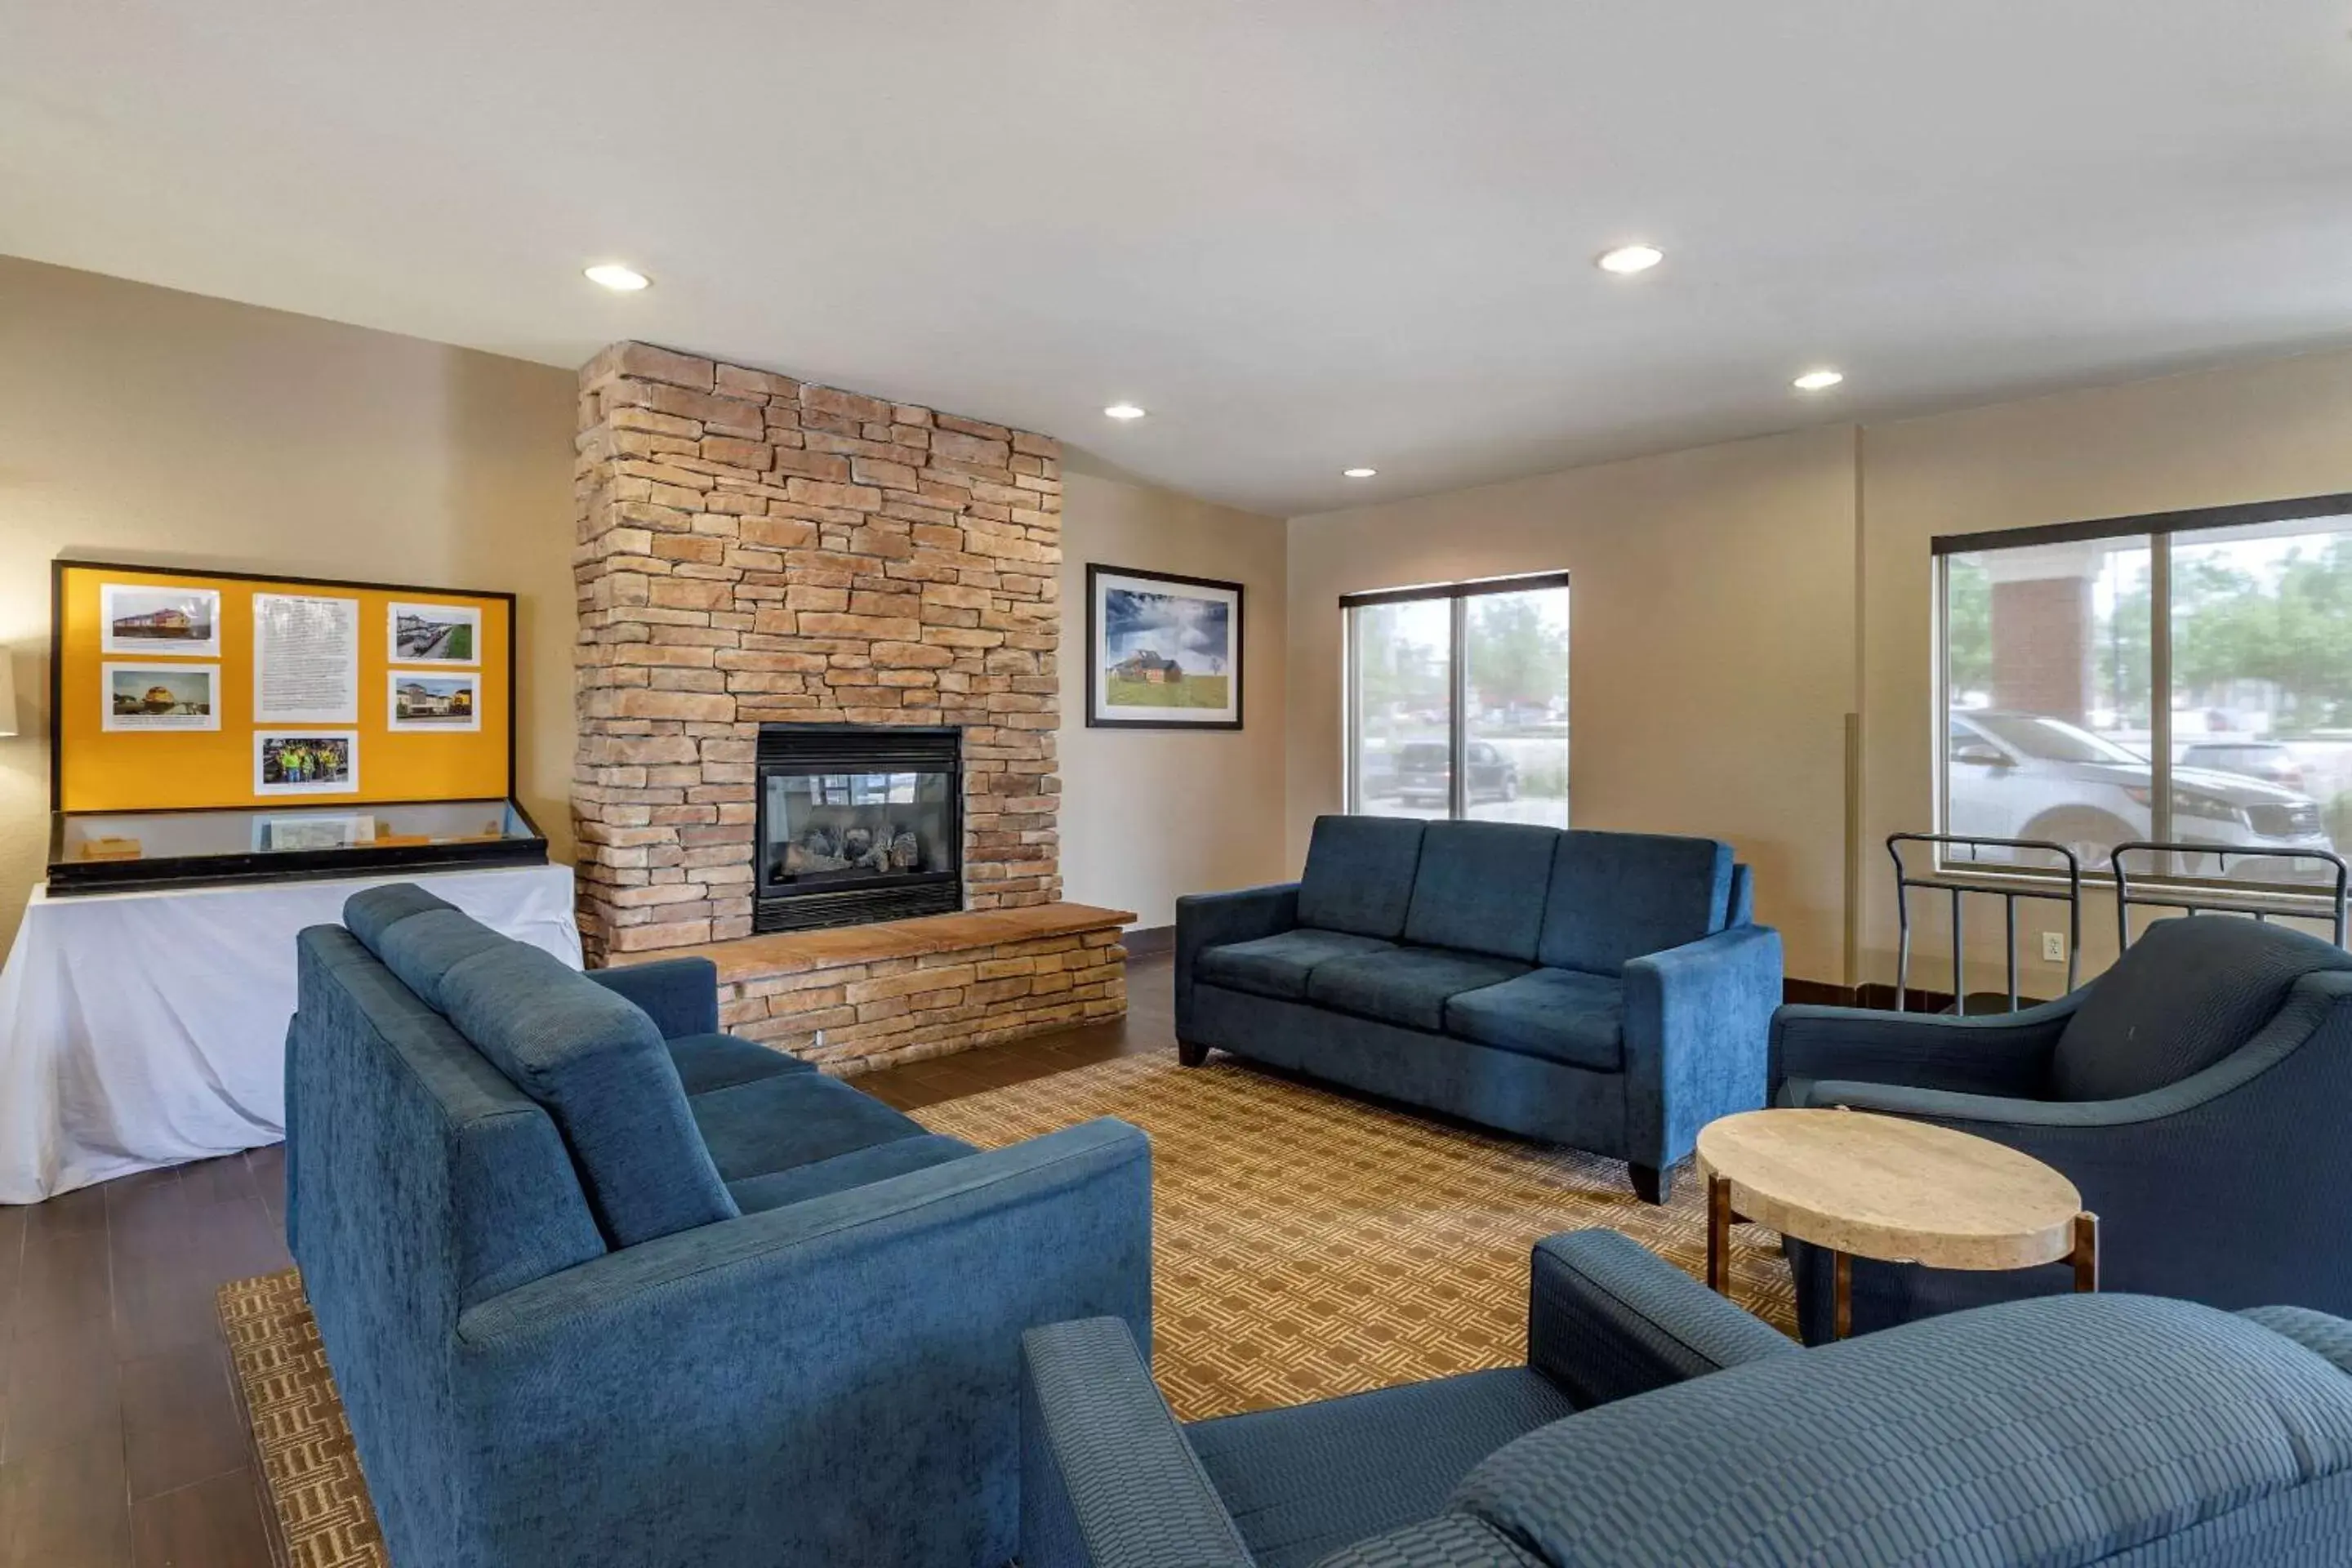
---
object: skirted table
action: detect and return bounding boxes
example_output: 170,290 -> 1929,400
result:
0,863 -> 577,1202
1697,1107 -> 2097,1339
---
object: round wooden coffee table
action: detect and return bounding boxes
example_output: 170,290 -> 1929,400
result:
1695,1107 -> 2097,1339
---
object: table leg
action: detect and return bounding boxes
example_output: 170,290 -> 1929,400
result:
1706,1174 -> 1731,1294
1833,1250 -> 1852,1339
2072,1212 -> 2100,1293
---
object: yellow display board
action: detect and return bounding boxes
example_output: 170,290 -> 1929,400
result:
54,561 -> 514,813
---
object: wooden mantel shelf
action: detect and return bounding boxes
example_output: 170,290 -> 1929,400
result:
617,901 -> 1138,984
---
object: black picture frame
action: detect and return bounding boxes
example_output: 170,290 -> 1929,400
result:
1084,564 -> 1245,731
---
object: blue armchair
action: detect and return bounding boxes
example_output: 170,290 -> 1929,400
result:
1770,914 -> 2352,1343
287,883 -> 1153,1568
1022,1227 -> 2352,1566
1177,817 -> 1784,1200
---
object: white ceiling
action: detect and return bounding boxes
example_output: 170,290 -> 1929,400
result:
5,2 -> 2351,517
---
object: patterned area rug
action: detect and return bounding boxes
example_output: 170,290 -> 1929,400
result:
218,1051 -> 1794,1565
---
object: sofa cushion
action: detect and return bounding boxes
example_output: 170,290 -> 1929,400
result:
1452,1294 -> 2352,1568
1538,831 -> 1733,977
1185,1367 -> 1577,1568
689,1071 -> 932,1183
1197,929 -> 1398,1001
343,881 -> 458,951
437,941 -> 738,1247
2051,914 -> 2352,1102
373,907 -> 510,1012
1444,968 -> 1626,1073
1402,821 -> 1559,962
666,1031 -> 815,1095
1295,816 -> 1426,939
1307,947 -> 1531,1032
726,1134 -> 977,1214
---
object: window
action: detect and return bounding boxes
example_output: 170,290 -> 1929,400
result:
1937,492 -> 2352,883
1344,572 -> 1570,826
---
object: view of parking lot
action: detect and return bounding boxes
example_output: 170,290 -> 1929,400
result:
1349,582 -> 1570,827
1944,510 -> 2352,880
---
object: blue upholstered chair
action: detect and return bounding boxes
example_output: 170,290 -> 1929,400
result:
1022,1227 -> 2352,1566
285,884 -> 1152,1568
1771,914 -> 2352,1344
1177,817 -> 1783,1200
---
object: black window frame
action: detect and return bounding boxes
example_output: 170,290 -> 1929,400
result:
1340,569 -> 1571,821
1934,488 -> 2352,889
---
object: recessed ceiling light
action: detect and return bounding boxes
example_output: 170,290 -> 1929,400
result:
1596,243 -> 1664,275
1343,467 -> 1378,479
584,263 -> 651,292
1793,368 -> 1846,391
1102,403 -> 1147,421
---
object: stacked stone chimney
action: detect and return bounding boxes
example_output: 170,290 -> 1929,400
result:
571,342 -> 1062,964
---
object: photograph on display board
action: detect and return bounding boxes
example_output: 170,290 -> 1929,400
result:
100,584 -> 221,658
255,731 -> 359,795
389,602 -> 479,664
101,663 -> 220,732
387,670 -> 480,732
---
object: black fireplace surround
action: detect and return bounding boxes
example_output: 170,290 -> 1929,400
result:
753,724 -> 963,933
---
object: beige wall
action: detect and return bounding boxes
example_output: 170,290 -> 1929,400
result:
1285,426 -> 1860,983
1856,345 -> 2352,996
1059,470 -> 1288,928
0,256 -> 578,951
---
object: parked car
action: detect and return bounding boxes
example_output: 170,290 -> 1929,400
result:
2179,739 -> 2307,792
1946,709 -> 2332,872
1392,740 -> 1520,807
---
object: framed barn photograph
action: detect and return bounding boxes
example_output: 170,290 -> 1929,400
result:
1085,564 -> 1244,730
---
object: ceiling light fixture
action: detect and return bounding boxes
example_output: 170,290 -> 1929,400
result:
1102,403 -> 1147,421
1596,243 -> 1664,275
1792,368 -> 1846,391
1343,467 -> 1378,479
584,263 -> 652,292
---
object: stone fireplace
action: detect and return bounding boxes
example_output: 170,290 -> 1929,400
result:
571,342 -> 1126,1073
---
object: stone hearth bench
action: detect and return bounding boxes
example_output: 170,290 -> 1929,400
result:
612,902 -> 1134,1075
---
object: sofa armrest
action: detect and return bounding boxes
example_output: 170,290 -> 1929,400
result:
585,956 -> 719,1040
450,1120 -> 1152,1568
1021,1318 -> 1255,1568
1174,883 -> 1299,1037
1528,1230 -> 1796,1407
1622,924 -> 1785,1170
1768,997 -> 2072,1102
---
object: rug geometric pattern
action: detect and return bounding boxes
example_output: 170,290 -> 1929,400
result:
216,1049 -> 1794,1561
915,1054 -> 1796,1420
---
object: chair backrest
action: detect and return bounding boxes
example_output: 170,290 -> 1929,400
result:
338,884 -> 738,1248
1402,820 -> 1560,961
2050,914 -> 2352,1102
1296,815 -> 1426,938
1537,830 -> 1734,976
1400,1294 -> 2352,1566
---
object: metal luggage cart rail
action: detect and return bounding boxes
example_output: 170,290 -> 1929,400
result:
1889,834 -> 2082,1013
2108,842 -> 2350,951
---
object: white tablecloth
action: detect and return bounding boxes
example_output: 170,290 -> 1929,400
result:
0,862 -> 578,1203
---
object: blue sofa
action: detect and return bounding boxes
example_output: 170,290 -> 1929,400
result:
1022,1228 -> 2352,1567
284,882 -> 1153,1568
1771,913 -> 2352,1344
1175,817 -> 1784,1200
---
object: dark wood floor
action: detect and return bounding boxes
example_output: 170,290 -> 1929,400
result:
0,953 -> 1172,1566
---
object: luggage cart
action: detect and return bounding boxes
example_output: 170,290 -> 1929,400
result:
2108,842 -> 2350,951
1888,833 -> 2082,1013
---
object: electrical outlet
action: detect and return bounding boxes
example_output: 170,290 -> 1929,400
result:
2041,932 -> 2066,963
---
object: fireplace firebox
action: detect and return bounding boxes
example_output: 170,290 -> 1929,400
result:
753,724 -> 962,933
